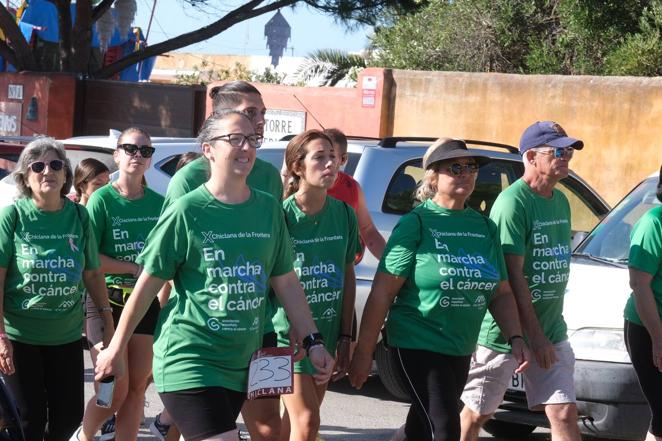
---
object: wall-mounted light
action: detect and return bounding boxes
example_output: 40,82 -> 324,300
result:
26,96 -> 38,121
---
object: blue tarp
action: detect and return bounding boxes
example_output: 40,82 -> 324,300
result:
6,0 -> 155,80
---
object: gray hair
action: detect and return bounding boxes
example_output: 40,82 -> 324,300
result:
196,110 -> 252,145
13,137 -> 73,199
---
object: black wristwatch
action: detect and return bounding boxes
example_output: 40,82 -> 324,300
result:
507,334 -> 524,345
302,332 -> 325,352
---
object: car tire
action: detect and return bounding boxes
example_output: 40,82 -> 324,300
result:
374,341 -> 410,402
482,420 -> 536,438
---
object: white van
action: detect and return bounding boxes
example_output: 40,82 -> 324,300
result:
487,171 -> 660,439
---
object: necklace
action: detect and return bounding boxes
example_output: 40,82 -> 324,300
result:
113,182 -> 144,200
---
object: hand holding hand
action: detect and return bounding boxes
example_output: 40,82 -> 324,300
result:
332,338 -> 351,381
348,346 -> 372,390
309,345 -> 334,385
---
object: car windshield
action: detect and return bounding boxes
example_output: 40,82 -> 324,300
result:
575,176 -> 660,263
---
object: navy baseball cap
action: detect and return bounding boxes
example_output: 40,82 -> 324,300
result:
519,121 -> 584,154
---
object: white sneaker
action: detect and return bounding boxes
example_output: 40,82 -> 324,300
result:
69,426 -> 82,441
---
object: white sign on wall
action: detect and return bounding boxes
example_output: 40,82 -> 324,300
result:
0,102 -> 22,136
8,85 -> 23,100
263,109 -> 306,142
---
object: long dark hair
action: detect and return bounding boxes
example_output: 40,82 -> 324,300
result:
283,129 -> 333,199
74,158 -> 109,201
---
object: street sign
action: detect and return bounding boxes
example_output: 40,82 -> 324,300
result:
263,109 -> 306,142
0,102 -> 22,136
8,85 -> 23,100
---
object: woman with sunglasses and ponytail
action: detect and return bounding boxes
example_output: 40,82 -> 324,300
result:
0,137 -> 113,441
76,128 -> 164,441
348,138 -> 529,441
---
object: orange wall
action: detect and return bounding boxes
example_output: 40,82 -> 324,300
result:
0,72 -> 76,138
388,71 -> 662,206
206,68 -> 391,137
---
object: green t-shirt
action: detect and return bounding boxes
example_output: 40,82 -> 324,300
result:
0,198 -> 100,345
380,199 -> 507,356
162,156 -> 283,212
86,184 -> 164,287
138,185 -> 293,393
478,178 -> 572,352
272,195 -> 360,374
624,206 -> 662,325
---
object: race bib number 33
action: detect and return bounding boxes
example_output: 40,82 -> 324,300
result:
247,347 -> 294,400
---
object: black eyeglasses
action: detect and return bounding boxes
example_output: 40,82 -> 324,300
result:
28,159 -> 64,173
209,134 -> 263,149
444,163 -> 480,176
535,147 -> 574,159
117,144 -> 156,158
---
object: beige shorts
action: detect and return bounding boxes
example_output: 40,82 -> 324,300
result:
461,340 -> 577,415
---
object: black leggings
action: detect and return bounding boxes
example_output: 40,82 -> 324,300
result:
625,320 -> 662,436
393,347 -> 471,441
1,339 -> 84,441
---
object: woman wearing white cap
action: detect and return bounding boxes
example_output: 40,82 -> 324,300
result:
349,138 -> 529,441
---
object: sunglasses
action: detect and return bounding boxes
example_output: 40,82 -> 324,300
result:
535,147 -> 574,159
28,159 -> 64,173
117,144 -> 156,158
444,163 -> 480,176
209,133 -> 263,149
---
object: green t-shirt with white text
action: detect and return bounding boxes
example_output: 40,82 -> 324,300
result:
0,198 -> 100,345
162,156 -> 283,212
478,178 -> 572,352
624,206 -> 662,325
138,186 -> 293,393
380,199 -> 507,356
86,184 -> 164,287
272,195 -> 360,374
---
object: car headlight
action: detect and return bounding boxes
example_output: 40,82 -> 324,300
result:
568,328 -> 630,363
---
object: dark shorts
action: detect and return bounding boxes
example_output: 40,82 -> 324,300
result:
159,386 -> 246,441
86,291 -> 161,346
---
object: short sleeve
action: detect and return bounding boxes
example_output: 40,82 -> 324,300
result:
377,211 -> 420,278
81,207 -> 101,270
344,204 -> 361,264
0,205 -> 16,268
85,191 -> 106,247
629,211 -> 662,276
490,194 -> 527,256
138,204 -> 188,280
269,207 -> 294,277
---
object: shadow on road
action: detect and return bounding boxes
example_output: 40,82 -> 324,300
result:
328,375 -> 409,403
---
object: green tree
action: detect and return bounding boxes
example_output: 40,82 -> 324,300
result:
296,49 -> 367,85
370,0 -> 661,76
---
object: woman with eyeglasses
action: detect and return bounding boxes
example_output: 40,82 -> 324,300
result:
76,127 -> 164,441
348,138 -> 528,441
272,130 -> 360,441
0,137 -> 113,441
94,111 -> 334,441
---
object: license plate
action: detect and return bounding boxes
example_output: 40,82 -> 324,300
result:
509,372 -> 525,391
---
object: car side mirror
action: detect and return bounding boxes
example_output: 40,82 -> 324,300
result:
571,230 -> 589,251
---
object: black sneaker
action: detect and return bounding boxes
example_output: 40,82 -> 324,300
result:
99,415 -> 116,441
149,413 -> 170,441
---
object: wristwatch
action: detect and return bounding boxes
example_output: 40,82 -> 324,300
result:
302,332 -> 325,352
507,334 -> 525,345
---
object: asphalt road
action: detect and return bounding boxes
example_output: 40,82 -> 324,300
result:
82,354 -> 590,441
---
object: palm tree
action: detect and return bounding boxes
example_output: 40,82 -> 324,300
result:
296,49 -> 367,86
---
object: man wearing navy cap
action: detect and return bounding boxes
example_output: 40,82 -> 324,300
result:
460,121 -> 583,441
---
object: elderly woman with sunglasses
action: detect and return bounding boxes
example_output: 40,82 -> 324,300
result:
75,128 -> 164,441
348,138 -> 529,441
0,137 -> 113,441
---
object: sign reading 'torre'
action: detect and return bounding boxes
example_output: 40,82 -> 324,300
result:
263,109 -> 306,143
0,102 -> 22,136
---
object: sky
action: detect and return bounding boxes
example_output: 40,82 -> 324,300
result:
132,0 -> 371,57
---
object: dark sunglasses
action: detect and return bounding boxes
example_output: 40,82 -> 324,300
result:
208,133 -> 263,149
536,147 -> 574,159
444,163 -> 480,176
117,144 -> 156,158
28,159 -> 64,173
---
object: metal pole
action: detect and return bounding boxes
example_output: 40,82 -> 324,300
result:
145,0 -> 157,41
